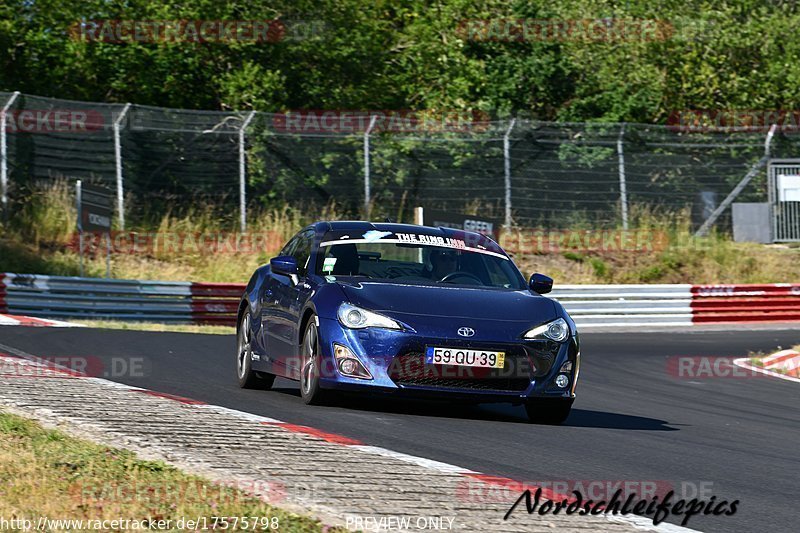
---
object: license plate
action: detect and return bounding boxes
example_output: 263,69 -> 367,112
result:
425,347 -> 505,369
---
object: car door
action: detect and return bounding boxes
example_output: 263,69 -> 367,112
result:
269,229 -> 316,377
259,235 -> 299,371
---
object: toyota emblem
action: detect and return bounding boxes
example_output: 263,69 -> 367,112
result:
457,327 -> 475,337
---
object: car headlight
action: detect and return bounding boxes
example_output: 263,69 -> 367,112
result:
337,303 -> 401,330
524,318 -> 569,342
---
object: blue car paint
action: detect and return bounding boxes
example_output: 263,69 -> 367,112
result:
238,221 -> 580,404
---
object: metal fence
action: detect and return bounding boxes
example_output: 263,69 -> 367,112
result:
3,90 -> 800,232
768,159 -> 800,242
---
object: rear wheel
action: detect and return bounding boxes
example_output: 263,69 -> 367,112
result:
524,398 -> 573,425
237,310 -> 275,390
300,318 -> 332,405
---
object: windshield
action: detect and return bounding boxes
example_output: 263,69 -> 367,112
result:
316,230 -> 526,289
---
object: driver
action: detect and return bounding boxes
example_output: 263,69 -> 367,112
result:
426,249 -> 459,281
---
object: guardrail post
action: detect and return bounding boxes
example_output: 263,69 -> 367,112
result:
617,123 -> 629,230
363,115 -> 378,219
1,91 -> 20,223
503,118 -> 516,229
239,111 -> 257,233
113,103 -> 132,230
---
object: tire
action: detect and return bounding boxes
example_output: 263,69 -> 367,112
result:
524,398 -> 573,425
237,309 -> 275,390
299,318 -> 331,405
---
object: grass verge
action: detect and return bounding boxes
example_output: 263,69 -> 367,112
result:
74,320 -> 235,335
748,345 -> 800,374
0,411 -> 338,532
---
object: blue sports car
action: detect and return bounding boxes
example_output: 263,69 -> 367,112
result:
236,221 -> 579,424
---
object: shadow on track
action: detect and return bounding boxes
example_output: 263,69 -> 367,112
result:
563,409 -> 679,431
268,385 -> 678,431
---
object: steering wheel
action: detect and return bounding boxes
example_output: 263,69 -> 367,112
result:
385,266 -> 409,278
440,272 -> 483,284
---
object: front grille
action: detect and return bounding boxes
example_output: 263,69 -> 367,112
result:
388,350 -> 535,393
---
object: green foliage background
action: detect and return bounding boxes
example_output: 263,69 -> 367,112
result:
2,1 -> 799,120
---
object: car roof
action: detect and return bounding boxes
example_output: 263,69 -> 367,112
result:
315,220 -> 501,248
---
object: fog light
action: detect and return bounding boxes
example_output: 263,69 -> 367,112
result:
333,343 -> 373,379
559,361 -> 573,373
340,359 -> 358,375
555,374 -> 569,388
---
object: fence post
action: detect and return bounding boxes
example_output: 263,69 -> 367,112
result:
76,180 -> 84,277
617,123 -> 629,230
363,115 -> 378,218
239,111 -> 257,233
1,91 -> 20,223
766,126 -> 780,242
503,118 -> 516,229
113,103 -> 132,230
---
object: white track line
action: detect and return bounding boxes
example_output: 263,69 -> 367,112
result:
0,341 -> 701,532
193,404 -> 284,424
0,315 -> 21,326
350,445 -> 477,474
0,313 -> 84,327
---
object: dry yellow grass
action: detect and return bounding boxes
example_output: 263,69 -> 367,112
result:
505,230 -> 800,284
3,181 -> 800,285
74,320 -> 234,335
0,412 -> 337,532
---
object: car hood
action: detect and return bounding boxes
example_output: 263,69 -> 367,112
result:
336,281 -> 557,325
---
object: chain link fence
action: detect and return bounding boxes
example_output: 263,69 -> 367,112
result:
3,90 -> 798,232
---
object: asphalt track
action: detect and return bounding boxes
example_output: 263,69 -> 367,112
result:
1,326 -> 798,533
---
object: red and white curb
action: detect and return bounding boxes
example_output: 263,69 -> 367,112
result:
0,313 -> 85,327
734,349 -> 800,384
0,344 -> 700,533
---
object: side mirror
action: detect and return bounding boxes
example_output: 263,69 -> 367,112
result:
270,255 -> 298,277
529,273 -> 553,294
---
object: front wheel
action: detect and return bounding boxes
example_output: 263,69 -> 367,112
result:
300,318 -> 332,405
524,398 -> 573,425
237,310 -> 275,390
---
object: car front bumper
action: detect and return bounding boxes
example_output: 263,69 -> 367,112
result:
316,317 -> 580,403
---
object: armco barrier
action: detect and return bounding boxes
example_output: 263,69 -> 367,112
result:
190,282 -> 245,324
692,284 -> 800,323
1,274 -> 799,327
0,273 -> 7,313
0,273 -> 241,325
549,284 -> 693,327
